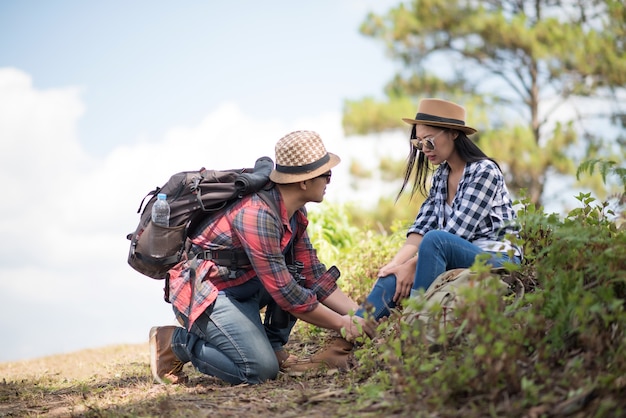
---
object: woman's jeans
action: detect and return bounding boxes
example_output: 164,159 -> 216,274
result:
356,230 -> 521,320
170,288 -> 295,385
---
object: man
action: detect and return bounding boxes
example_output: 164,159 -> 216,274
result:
149,130 -> 372,385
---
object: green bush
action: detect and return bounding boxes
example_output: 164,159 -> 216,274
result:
307,202 -> 405,301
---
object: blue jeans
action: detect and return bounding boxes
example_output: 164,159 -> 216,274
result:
356,230 -> 521,320
171,288 -> 295,385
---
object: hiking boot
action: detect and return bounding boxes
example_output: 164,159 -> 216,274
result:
149,326 -> 188,384
283,337 -> 354,376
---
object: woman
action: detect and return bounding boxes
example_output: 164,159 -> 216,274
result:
357,98 -> 522,320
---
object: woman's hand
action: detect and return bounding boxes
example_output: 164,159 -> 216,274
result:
377,261 -> 398,278
377,257 -> 417,303
379,234 -> 422,302
392,261 -> 416,302
378,259 -> 416,302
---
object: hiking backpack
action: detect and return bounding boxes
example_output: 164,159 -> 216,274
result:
126,156 -> 276,280
404,268 -> 520,344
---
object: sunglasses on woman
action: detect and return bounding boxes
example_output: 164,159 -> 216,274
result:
410,129 -> 445,151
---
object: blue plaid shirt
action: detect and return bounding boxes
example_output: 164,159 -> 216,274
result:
408,159 -> 520,253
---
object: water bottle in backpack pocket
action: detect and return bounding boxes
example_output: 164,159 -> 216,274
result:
129,192 -> 188,280
150,193 -> 171,257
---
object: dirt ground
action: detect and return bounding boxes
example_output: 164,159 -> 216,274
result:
0,342 -> 395,418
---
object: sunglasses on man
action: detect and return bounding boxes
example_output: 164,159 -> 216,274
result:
314,171 -> 332,183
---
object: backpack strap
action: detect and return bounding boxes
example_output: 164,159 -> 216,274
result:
187,188 -> 282,277
257,187 -> 297,260
196,249 -> 251,267
256,188 -> 280,220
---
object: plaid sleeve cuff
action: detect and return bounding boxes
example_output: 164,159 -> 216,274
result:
311,265 -> 340,303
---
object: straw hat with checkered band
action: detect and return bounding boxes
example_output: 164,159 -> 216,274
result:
402,98 -> 477,135
269,130 -> 341,184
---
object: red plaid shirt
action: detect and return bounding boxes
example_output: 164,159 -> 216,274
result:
167,188 -> 339,327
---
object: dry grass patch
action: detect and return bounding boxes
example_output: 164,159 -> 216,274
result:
0,341 -> 376,418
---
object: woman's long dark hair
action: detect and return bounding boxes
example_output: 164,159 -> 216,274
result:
396,124 -> 500,200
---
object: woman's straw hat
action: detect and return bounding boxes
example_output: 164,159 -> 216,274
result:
402,98 -> 477,134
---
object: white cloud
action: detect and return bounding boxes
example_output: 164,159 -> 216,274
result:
0,68 -> 407,362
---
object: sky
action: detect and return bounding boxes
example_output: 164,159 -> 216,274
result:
0,0 -> 414,363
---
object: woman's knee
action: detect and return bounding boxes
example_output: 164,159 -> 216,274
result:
420,230 -> 447,254
374,274 -> 397,293
422,230 -> 451,246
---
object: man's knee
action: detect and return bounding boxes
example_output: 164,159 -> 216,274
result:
245,359 -> 280,384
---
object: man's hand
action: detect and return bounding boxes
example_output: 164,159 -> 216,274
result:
340,314 -> 375,342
